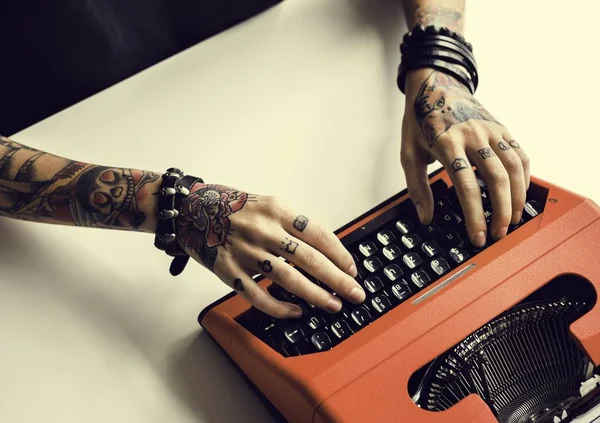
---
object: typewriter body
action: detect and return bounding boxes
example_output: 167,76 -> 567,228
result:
198,168 -> 600,423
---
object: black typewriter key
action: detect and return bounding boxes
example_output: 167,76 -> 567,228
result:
351,307 -> 371,327
441,230 -> 462,248
421,240 -> 441,258
403,252 -> 422,269
371,295 -> 392,314
440,211 -> 463,229
383,264 -> 403,281
311,332 -> 333,351
411,269 -> 432,289
282,290 -> 299,304
435,196 -> 452,212
359,242 -> 378,257
282,340 -> 311,357
377,230 -> 396,246
401,233 -> 422,250
396,218 -> 415,234
449,247 -> 469,264
284,325 -> 305,344
523,200 -> 542,220
307,315 -> 327,330
364,275 -> 384,294
267,283 -> 286,301
391,280 -> 413,302
382,244 -> 402,261
430,258 -> 451,276
363,257 -> 382,273
483,208 -> 493,224
422,221 -> 440,238
480,189 -> 490,204
331,319 -> 353,340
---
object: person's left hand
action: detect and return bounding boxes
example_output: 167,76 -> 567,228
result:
399,68 -> 531,247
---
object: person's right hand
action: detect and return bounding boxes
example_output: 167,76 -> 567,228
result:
175,183 -> 365,319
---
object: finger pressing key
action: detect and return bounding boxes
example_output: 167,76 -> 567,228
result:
280,211 -> 357,278
249,250 -> 344,314
469,145 -> 512,240
274,232 -> 365,304
216,262 -> 303,319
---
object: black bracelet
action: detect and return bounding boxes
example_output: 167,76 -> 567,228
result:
154,168 -> 203,276
398,25 -> 478,94
398,59 -> 475,94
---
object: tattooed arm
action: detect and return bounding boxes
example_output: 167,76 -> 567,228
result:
399,0 -> 531,247
0,136 -> 160,231
0,135 -> 365,319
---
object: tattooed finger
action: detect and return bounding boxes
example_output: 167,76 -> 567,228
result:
293,215 -> 309,232
451,158 -> 469,172
280,237 -> 299,254
478,147 -> 496,160
270,231 -> 365,304
490,140 -> 525,225
233,278 -> 244,291
280,209 -> 356,278
508,140 -> 520,149
217,263 -> 302,319
498,141 -> 511,151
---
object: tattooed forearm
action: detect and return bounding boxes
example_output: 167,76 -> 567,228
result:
451,158 -> 468,172
413,71 -> 501,147
176,183 -> 253,271
414,4 -> 464,33
0,135 -> 160,231
402,1 -> 465,34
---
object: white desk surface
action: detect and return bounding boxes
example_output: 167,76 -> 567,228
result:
2,1 -> 599,422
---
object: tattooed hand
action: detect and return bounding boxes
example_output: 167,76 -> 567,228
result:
175,183 -> 365,319
401,69 -> 530,247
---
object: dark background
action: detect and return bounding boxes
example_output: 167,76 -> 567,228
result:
0,0 -> 282,136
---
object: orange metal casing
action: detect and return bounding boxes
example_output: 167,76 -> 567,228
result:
198,170 -> 600,423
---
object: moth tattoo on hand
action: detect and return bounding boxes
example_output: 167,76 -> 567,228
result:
452,158 -> 468,172
478,147 -> 496,160
413,71 -> 501,148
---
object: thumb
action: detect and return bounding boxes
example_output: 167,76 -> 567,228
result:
400,144 -> 434,225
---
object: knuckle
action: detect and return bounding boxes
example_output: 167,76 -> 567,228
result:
503,155 -> 522,173
457,180 -> 482,198
488,168 -> 510,187
520,154 -> 530,168
302,250 -> 318,269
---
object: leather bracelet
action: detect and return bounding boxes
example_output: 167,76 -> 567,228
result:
154,168 -> 203,276
411,48 -> 478,89
398,59 -> 475,94
398,24 -> 478,95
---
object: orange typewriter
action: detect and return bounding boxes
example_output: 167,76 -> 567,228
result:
198,168 -> 600,423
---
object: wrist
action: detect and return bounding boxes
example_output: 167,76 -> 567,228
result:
138,177 -> 161,233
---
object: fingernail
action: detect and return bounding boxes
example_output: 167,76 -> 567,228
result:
288,306 -> 303,318
349,286 -> 366,303
326,297 -> 342,313
349,263 -> 358,277
474,231 -> 486,247
494,226 -> 508,240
